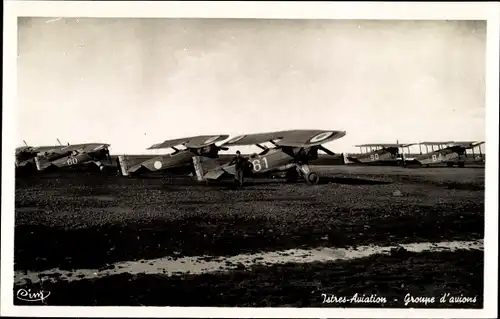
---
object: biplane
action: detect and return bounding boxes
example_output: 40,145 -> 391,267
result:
33,142 -> 112,172
345,143 -> 414,165
191,129 -> 346,185
408,141 -> 485,167
117,135 -> 229,176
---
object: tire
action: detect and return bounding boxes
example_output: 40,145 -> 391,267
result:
446,162 -> 454,167
458,162 -> 465,168
306,172 -> 320,185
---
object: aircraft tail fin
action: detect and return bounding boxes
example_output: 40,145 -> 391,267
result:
342,152 -> 357,165
342,153 -> 348,165
34,156 -> 51,171
117,155 -> 129,176
192,156 -> 205,181
192,156 -> 225,181
344,155 -> 360,164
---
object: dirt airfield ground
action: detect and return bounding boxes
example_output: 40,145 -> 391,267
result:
14,165 -> 484,307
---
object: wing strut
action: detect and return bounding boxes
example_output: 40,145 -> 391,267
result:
255,144 -> 268,151
318,145 -> 335,156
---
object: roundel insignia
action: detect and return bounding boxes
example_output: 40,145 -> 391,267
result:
227,135 -> 246,144
153,161 -> 163,170
309,131 -> 334,144
203,136 -> 220,145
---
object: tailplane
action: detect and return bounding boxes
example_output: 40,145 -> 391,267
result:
192,156 -> 226,181
34,156 -> 51,171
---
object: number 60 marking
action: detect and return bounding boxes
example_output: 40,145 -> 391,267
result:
66,157 -> 78,165
252,157 -> 269,172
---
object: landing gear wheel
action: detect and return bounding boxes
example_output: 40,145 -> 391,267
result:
446,162 -> 454,167
458,162 -> 465,168
306,172 -> 320,185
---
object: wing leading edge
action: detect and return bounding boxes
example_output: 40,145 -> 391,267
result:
147,135 -> 229,150
222,131 -> 291,146
276,130 -> 346,147
222,130 -> 346,147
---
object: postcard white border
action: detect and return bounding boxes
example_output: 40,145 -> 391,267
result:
2,1 -> 499,318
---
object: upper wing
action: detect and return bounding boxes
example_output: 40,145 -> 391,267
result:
452,141 -> 485,148
44,144 -> 85,154
36,145 -> 71,155
35,145 -> 65,152
79,143 -> 111,153
147,135 -> 229,150
17,145 -> 62,154
221,131 -> 291,146
222,130 -> 346,147
276,130 -> 347,147
35,143 -> 109,156
16,146 -> 32,154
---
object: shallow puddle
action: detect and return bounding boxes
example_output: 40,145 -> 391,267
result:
14,239 -> 483,285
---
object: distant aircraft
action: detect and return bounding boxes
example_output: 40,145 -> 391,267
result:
33,142 -> 112,172
117,135 -> 229,176
192,129 -> 346,185
408,141 -> 485,168
346,143 -> 414,166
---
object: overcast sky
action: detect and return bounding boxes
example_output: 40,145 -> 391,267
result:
17,18 -> 486,154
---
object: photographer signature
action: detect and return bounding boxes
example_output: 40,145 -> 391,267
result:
16,288 -> 50,302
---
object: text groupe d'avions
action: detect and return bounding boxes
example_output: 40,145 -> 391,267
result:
321,293 -> 477,306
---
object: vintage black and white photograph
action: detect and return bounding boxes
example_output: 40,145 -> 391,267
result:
2,2 -> 498,318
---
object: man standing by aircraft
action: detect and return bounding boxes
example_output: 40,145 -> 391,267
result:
229,150 -> 247,186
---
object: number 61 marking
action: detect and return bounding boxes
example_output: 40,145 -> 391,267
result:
252,157 -> 269,172
66,157 -> 78,165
